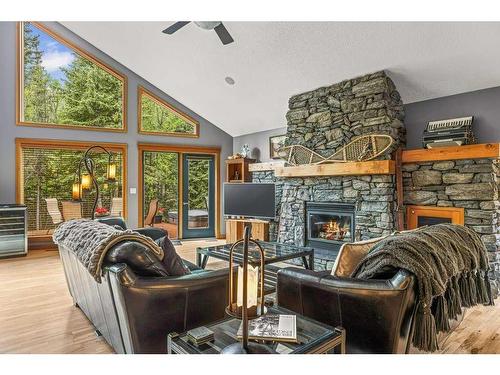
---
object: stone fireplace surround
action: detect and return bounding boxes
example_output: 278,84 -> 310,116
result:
251,70 -> 499,296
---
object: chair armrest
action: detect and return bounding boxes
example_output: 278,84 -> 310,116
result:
133,227 -> 167,241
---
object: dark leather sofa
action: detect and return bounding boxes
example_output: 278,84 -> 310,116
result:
59,218 -> 230,353
277,267 -> 417,353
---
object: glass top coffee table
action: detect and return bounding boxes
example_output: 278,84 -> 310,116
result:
196,241 -> 314,294
167,306 -> 345,354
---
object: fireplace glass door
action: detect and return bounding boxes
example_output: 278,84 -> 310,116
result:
308,213 -> 353,244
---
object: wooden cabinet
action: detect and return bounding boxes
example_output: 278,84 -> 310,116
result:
225,158 -> 255,183
225,218 -> 269,243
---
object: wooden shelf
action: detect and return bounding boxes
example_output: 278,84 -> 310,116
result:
248,160 -> 285,172
402,143 -> 500,163
274,160 -> 395,177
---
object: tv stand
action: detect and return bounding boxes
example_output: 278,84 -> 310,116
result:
225,218 -> 269,243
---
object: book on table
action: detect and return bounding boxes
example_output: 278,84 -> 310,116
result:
237,314 -> 297,343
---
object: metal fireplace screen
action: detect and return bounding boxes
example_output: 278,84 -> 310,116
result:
306,202 -> 355,248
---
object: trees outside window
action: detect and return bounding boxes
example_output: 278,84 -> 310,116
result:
138,87 -> 199,137
19,22 -> 126,131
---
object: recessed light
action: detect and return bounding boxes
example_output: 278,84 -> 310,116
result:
225,76 -> 235,85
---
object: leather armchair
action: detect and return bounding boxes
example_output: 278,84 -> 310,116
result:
276,267 -> 417,354
96,216 -> 167,241
59,235 -> 230,353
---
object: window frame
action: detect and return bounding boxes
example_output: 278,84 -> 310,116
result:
16,22 -> 128,132
16,138 -> 128,236
137,86 -> 200,138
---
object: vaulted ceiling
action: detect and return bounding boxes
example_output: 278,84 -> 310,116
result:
62,22 -> 500,136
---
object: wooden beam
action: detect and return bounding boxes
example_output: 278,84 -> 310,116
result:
274,160 -> 395,177
248,161 -> 285,172
402,143 -> 500,163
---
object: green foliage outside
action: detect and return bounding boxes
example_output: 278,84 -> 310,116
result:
22,23 -> 123,129
23,147 -> 123,233
143,152 -> 210,220
141,94 -> 196,134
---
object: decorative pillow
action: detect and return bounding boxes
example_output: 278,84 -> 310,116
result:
156,236 -> 191,276
331,236 -> 386,277
106,241 -> 169,277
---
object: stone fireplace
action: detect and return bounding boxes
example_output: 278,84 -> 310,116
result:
253,70 -> 405,269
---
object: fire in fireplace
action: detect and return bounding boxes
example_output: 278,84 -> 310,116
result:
305,202 -> 355,258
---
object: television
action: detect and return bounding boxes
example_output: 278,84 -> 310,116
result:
223,183 -> 276,219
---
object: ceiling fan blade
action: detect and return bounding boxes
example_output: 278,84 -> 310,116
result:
162,21 -> 190,34
214,23 -> 234,45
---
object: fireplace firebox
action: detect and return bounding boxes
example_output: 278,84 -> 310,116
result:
305,202 -> 355,258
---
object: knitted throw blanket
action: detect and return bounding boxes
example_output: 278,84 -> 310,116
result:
53,219 -> 164,283
352,224 -> 494,352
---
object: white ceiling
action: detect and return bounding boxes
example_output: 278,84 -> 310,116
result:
62,22 -> 500,137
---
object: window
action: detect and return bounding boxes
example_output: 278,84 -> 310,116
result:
16,139 -> 127,236
138,87 -> 199,137
17,22 -> 127,131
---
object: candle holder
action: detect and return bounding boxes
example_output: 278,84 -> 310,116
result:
221,225 -> 273,354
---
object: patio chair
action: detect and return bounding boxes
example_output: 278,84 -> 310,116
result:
144,199 -> 159,227
61,201 -> 82,221
110,197 -> 123,217
45,198 -> 63,233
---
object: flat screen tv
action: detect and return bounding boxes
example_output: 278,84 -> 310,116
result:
223,183 -> 276,219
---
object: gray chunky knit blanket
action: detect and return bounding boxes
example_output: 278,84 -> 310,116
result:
352,224 -> 494,352
53,219 -> 163,282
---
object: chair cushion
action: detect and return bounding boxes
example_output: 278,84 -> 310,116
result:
331,236 -> 386,277
156,236 -> 191,276
106,241 -> 169,277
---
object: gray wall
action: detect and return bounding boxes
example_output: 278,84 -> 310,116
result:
234,85 -> 500,158
0,21 -> 233,231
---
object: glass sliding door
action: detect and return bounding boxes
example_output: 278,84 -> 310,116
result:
142,151 -> 179,239
182,154 -> 215,239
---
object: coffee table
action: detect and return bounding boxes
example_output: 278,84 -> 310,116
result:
167,306 -> 345,354
196,241 -> 314,294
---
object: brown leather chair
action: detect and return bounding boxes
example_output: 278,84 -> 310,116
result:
276,237 -> 417,354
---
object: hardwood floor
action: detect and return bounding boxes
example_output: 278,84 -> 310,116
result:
0,242 -> 499,354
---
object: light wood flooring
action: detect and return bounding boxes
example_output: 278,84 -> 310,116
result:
0,241 -> 499,354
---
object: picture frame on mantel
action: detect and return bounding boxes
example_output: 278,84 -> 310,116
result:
269,135 -> 286,159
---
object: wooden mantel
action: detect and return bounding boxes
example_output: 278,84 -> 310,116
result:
274,160 -> 395,177
401,143 -> 500,163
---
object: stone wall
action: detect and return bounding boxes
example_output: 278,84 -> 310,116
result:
251,71 -> 405,270
286,71 -> 405,157
403,158 -> 500,296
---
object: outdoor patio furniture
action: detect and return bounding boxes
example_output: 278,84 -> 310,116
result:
144,199 -> 159,227
61,201 -> 82,221
110,197 -> 123,217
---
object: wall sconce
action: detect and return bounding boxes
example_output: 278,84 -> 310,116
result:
222,226 -> 273,354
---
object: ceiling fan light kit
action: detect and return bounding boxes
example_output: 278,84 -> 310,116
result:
162,21 -> 234,45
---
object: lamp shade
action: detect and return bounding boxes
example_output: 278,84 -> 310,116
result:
107,163 -> 117,181
237,265 -> 258,309
81,174 -> 91,190
72,182 -> 82,200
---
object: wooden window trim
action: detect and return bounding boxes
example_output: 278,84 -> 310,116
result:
16,22 -> 128,133
406,205 -> 464,230
137,86 -> 200,138
16,138 -> 128,238
137,143 -> 221,239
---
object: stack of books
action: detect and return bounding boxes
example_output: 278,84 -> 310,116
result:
186,327 -> 214,346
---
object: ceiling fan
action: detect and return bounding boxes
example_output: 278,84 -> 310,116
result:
162,21 -> 234,45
